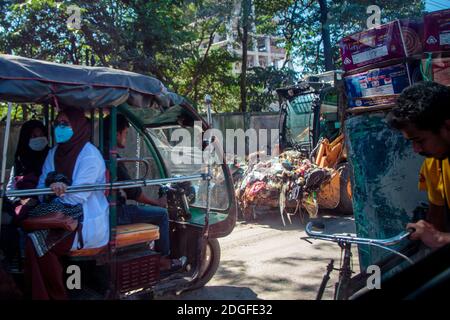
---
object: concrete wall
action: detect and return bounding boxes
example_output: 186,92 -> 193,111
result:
0,112 -> 281,176
210,112 -> 280,158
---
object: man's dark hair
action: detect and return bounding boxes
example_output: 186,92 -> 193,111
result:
387,81 -> 450,133
103,113 -> 130,142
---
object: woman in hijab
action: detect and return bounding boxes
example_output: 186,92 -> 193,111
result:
6,120 -> 49,206
11,120 -> 49,176
1,120 -> 49,273
24,107 -> 109,300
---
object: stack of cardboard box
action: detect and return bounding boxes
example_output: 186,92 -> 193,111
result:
339,9 -> 450,110
422,9 -> 450,86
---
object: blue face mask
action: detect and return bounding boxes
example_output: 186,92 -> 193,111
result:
54,125 -> 74,144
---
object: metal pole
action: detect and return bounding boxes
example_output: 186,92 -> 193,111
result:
107,107 -> 118,298
3,174 -> 206,197
90,109 -> 95,143
109,107 -> 118,239
204,94 -> 213,235
99,108 -> 104,154
205,94 -> 212,126
0,102 -> 13,236
50,103 -> 55,148
136,133 -> 141,179
192,95 -> 215,282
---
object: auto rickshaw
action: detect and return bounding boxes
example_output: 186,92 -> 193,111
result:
0,54 -> 237,299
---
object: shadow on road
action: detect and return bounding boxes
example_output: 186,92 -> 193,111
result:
237,211 -> 306,231
161,285 -> 261,300
238,212 -> 355,236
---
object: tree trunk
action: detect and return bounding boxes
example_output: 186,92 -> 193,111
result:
318,0 -> 334,71
21,104 -> 28,121
240,0 -> 251,114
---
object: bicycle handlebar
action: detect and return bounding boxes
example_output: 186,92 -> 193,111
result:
304,221 -> 415,265
305,222 -> 413,247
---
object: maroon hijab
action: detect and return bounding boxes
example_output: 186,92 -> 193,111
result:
54,107 -> 91,180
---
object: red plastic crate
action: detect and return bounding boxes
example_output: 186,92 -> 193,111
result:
116,251 -> 160,294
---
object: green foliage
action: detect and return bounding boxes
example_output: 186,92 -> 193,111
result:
0,0 -> 426,114
246,66 -> 297,112
0,0 -> 241,112
254,0 -> 425,75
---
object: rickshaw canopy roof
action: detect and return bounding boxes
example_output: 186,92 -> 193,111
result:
0,54 -> 189,110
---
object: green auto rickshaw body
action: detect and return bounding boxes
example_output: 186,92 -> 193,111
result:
0,54 -> 237,298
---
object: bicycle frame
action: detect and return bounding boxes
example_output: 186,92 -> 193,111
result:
303,221 -> 414,300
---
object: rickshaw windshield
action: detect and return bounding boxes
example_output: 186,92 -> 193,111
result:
146,127 -> 230,211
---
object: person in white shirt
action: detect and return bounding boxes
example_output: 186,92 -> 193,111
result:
24,107 -> 109,300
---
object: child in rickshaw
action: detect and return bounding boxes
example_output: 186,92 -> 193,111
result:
103,114 -> 186,272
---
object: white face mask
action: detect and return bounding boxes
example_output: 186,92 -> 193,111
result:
28,137 -> 48,151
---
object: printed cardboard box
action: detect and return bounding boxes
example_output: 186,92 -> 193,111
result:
424,9 -> 450,52
422,57 -> 450,86
340,19 -> 423,72
344,63 -> 417,108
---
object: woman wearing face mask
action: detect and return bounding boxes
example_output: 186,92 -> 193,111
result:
24,107 -> 109,300
6,120 -> 49,197
1,120 -> 49,273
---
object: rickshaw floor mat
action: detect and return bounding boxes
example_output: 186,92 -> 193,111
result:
68,223 -> 160,257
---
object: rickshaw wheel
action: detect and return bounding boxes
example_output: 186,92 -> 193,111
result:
188,238 -> 221,290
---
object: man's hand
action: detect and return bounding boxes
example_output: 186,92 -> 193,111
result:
407,220 -> 450,249
50,182 -> 68,197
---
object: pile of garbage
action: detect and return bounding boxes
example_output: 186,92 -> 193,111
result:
234,150 -> 334,221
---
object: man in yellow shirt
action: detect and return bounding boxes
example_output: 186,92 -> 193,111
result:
388,81 -> 450,249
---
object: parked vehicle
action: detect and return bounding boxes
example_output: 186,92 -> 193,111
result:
276,71 -> 353,215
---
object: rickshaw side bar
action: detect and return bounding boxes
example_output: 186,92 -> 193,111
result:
109,107 -> 118,236
99,108 -> 104,154
0,102 -> 13,238
108,106 -> 119,298
90,109 -> 95,143
3,174 -> 206,197
50,104 -> 55,148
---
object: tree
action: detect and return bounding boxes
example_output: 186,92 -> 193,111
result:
238,0 -> 252,114
0,0 -> 242,112
254,0 -> 426,75
247,66 -> 297,112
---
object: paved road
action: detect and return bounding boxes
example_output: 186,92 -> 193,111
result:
161,212 -> 358,300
